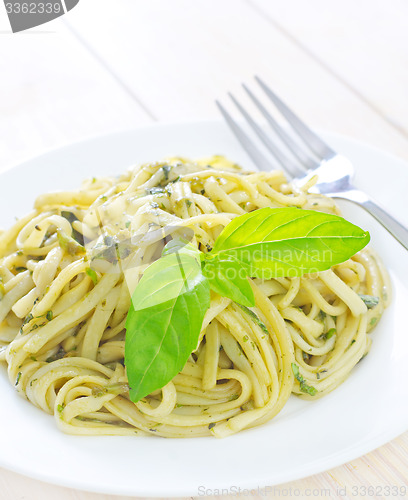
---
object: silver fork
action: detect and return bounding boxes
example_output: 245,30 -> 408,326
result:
216,76 -> 408,251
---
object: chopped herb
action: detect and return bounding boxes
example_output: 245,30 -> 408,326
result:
186,200 -> 192,208
162,165 -> 171,181
92,383 -> 128,397
15,372 -> 22,386
35,224 -> 41,231
208,422 -> 216,430
125,221 -> 131,228
46,311 -> 53,321
350,339 -> 356,346
242,335 -> 249,343
359,294 -> 379,309
30,356 -> 37,362
22,313 -> 33,327
291,363 -> 317,396
93,237 -> 133,264
15,267 -> 26,273
229,394 -> 239,401
370,317 -> 378,326
100,195 -> 108,202
200,189 -> 205,195
57,403 -> 65,413
146,186 -> 165,195
46,347 -> 65,363
86,268 -> 98,285
237,304 -> 269,336
323,328 -> 336,340
316,372 -> 320,380
57,230 -> 85,256
29,323 -> 46,332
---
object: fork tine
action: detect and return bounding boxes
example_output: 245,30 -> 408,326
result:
228,92 -> 304,178
215,100 -> 274,172
242,83 -> 318,171
255,76 -> 336,160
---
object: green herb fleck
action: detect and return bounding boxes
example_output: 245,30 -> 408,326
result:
147,186 -> 165,195
291,363 -> 317,396
208,422 -> 216,430
162,165 -> 171,181
46,311 -> 53,321
359,294 -> 379,309
86,267 -> 98,285
324,328 -> 336,340
237,304 -> 269,336
15,372 -> 22,386
57,230 -> 85,256
22,313 -> 34,327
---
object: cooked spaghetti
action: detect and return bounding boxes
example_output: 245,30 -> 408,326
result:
0,156 -> 390,437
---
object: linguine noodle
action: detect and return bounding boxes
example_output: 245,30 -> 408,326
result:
0,156 -> 390,437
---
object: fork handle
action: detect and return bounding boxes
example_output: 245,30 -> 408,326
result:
337,190 -> 408,250
362,199 -> 408,250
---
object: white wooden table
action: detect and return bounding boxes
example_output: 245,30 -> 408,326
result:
0,1 -> 407,498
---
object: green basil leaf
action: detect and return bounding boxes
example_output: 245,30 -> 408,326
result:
125,250 -> 210,402
203,256 -> 255,307
209,207 -> 370,278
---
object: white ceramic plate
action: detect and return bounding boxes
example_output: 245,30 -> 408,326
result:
0,122 -> 407,497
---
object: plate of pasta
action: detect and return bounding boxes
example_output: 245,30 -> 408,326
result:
0,121 -> 407,496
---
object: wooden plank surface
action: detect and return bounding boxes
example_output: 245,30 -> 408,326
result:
63,0 -> 408,159
248,0 -> 408,138
0,0 -> 407,498
0,8 -> 152,171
